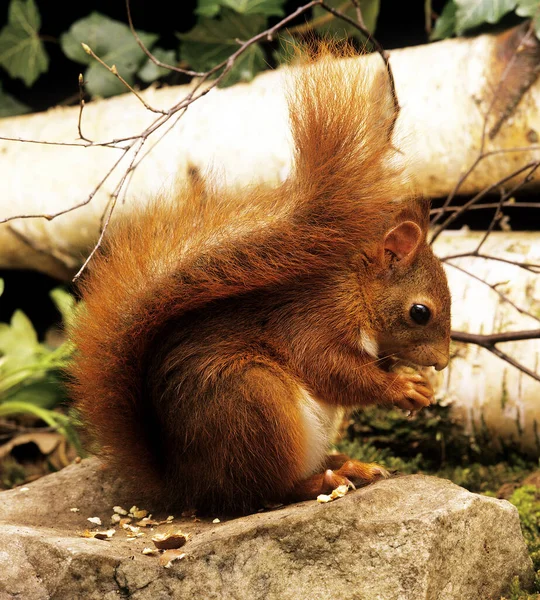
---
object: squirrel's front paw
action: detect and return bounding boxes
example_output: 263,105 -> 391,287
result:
391,368 -> 434,412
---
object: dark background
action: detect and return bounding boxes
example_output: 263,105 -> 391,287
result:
0,1 -> 537,335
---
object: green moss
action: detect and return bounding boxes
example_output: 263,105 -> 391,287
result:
508,486 -> 540,572
501,575 -> 540,600
0,456 -> 26,488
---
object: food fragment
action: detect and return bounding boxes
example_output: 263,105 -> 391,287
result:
317,484 -> 350,504
110,514 -> 121,525
129,506 -> 148,519
119,517 -> 132,526
160,550 -> 186,568
152,531 -> 190,550
81,528 -> 115,540
113,506 -> 128,515
121,523 -> 144,538
142,547 -> 160,556
212,518 -> 220,524
70,507 -> 80,513
136,517 -> 173,527
87,516 -> 102,525
19,487 -> 29,492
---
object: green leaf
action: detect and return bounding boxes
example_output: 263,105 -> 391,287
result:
312,0 -> 380,41
0,83 -> 31,118
60,12 -> 158,98
138,47 -> 177,83
49,288 -> 77,329
178,10 -> 267,86
5,377 -> 66,409
431,1 -> 457,40
196,0 -> 285,16
0,310 -> 40,365
454,0 -> 517,34
516,0 -> 540,36
221,0 -> 285,16
196,0 -> 223,17
0,0 -> 49,87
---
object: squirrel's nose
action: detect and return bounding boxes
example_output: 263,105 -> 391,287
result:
434,357 -> 448,371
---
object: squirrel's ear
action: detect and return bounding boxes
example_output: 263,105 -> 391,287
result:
382,221 -> 423,266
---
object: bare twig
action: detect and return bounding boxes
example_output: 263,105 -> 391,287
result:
444,261 -> 540,323
125,0 -> 204,78
451,329 -> 540,382
80,43 -> 167,115
77,73 -> 92,143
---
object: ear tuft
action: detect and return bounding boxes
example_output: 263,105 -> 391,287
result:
383,221 -> 423,263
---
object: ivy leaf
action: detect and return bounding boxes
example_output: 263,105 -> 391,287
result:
0,84 -> 31,118
0,0 -> 49,87
138,47 -> 177,83
178,10 -> 267,87
60,12 -> 158,98
516,0 -> 540,36
431,1 -> 457,40
312,0 -> 380,41
196,0 -> 223,17
454,0 -> 517,34
196,0 -> 285,16
221,0 -> 285,16
516,0 -> 540,14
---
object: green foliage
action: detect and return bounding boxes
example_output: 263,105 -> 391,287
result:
0,0 -> 48,86
138,48 -> 177,83
0,0 -> 383,105
60,12 -> 159,98
197,0 -> 286,17
431,2 -> 458,40
0,456 -> 26,488
501,486 -> 540,597
0,281 -> 82,454
178,10 -> 267,87
516,0 -> 540,36
509,486 -> 540,570
0,83 -> 30,118
432,0 -> 538,39
454,0 -> 517,33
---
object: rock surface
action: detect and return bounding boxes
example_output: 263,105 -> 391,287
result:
0,458 -> 533,600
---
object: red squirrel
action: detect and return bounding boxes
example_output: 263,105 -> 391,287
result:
68,48 -> 451,515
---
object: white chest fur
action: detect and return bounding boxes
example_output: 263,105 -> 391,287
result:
297,386 -> 345,477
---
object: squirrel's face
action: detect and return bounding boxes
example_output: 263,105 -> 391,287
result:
373,243 -> 451,371
351,219 -> 451,372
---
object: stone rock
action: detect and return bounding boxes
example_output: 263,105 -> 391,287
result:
0,458 -> 533,599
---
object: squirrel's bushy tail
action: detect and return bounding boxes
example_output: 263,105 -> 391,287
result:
68,46 -> 408,499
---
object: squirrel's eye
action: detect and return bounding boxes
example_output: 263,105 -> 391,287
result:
410,304 -> 431,325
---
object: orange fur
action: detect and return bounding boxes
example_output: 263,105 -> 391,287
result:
68,49 -> 451,514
